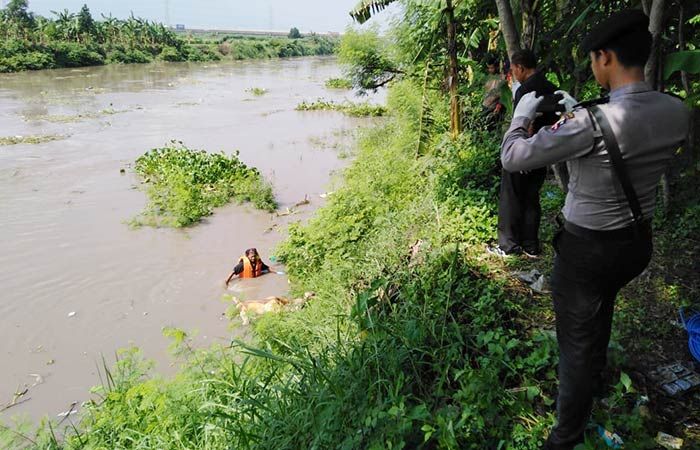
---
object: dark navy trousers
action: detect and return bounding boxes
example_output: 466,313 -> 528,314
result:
545,226 -> 652,449
497,167 -> 547,253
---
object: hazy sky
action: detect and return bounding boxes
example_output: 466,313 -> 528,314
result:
20,0 -> 395,32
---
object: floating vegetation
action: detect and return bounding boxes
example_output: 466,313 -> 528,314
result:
99,108 -> 128,115
295,99 -> 387,117
132,141 -> 276,227
25,108 -> 127,123
324,77 -> 353,89
174,101 -> 200,107
246,87 -> 268,96
0,134 -> 65,146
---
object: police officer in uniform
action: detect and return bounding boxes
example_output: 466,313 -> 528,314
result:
500,9 -> 690,449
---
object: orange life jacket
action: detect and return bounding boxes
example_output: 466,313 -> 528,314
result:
240,255 -> 263,278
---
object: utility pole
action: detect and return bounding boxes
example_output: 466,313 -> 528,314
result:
165,0 -> 171,26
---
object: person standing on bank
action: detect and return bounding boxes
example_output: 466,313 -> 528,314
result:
500,10 -> 690,450
491,49 -> 559,257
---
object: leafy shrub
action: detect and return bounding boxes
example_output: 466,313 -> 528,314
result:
278,40 -> 307,57
0,38 -> 31,58
0,50 -> 54,71
107,48 -> 152,64
133,142 -> 276,227
158,45 -> 185,62
183,44 -> 220,62
50,41 -> 104,67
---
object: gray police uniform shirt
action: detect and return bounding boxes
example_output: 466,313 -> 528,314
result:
501,82 -> 690,231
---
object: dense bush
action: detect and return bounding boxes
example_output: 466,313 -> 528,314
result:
158,45 -> 185,62
0,50 -> 54,71
50,41 -> 104,67
107,48 -> 152,64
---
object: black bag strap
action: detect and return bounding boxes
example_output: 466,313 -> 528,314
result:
589,105 -> 644,224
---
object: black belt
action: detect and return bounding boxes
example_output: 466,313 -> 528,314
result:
562,219 -> 651,241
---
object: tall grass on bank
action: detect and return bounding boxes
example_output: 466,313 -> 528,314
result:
1,80 -> 659,449
131,142 -> 275,227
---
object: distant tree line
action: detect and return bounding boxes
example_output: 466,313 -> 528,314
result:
0,0 -> 338,72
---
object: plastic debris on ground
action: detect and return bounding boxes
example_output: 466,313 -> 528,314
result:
597,425 -> 624,448
511,269 -> 550,294
648,361 -> 700,397
655,432 -> 684,449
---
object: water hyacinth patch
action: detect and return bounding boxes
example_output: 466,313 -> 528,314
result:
324,77 -> 353,89
132,141 -> 276,227
296,98 -> 387,117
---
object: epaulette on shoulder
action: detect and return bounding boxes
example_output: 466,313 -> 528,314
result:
574,96 -> 610,109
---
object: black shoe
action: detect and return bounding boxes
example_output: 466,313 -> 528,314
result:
523,245 -> 541,258
487,244 -> 522,257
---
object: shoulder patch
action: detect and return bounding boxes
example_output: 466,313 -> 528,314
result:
550,115 -> 569,132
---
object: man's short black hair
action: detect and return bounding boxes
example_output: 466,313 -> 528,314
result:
510,49 -> 537,69
485,54 -> 499,66
595,28 -> 652,68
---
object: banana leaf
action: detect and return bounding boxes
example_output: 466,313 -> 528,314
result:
663,50 -> 700,80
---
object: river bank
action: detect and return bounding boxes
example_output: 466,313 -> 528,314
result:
0,56 -> 381,423
0,4 -> 336,73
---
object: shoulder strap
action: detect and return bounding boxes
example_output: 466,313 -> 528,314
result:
589,105 -> 644,224
575,95 -> 610,109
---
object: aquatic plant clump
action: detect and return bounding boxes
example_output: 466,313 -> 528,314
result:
324,77 -> 353,89
246,87 -> 268,96
296,99 -> 387,117
0,134 -> 65,146
133,142 -> 276,227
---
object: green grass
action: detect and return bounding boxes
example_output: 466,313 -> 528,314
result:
131,141 -> 276,227
296,98 -> 387,117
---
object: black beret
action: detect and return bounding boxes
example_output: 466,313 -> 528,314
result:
581,9 -> 650,54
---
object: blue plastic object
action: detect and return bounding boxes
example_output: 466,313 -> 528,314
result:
597,425 -> 624,448
680,308 -> 700,363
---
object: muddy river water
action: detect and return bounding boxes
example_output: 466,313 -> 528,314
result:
0,57 -> 380,421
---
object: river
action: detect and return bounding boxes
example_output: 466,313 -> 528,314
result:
0,57 -> 379,422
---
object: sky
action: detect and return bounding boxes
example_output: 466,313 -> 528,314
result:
18,0 -> 395,33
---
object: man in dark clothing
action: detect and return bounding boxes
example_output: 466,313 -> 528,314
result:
491,50 -> 558,257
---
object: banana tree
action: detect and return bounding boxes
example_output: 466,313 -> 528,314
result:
351,0 -> 462,138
